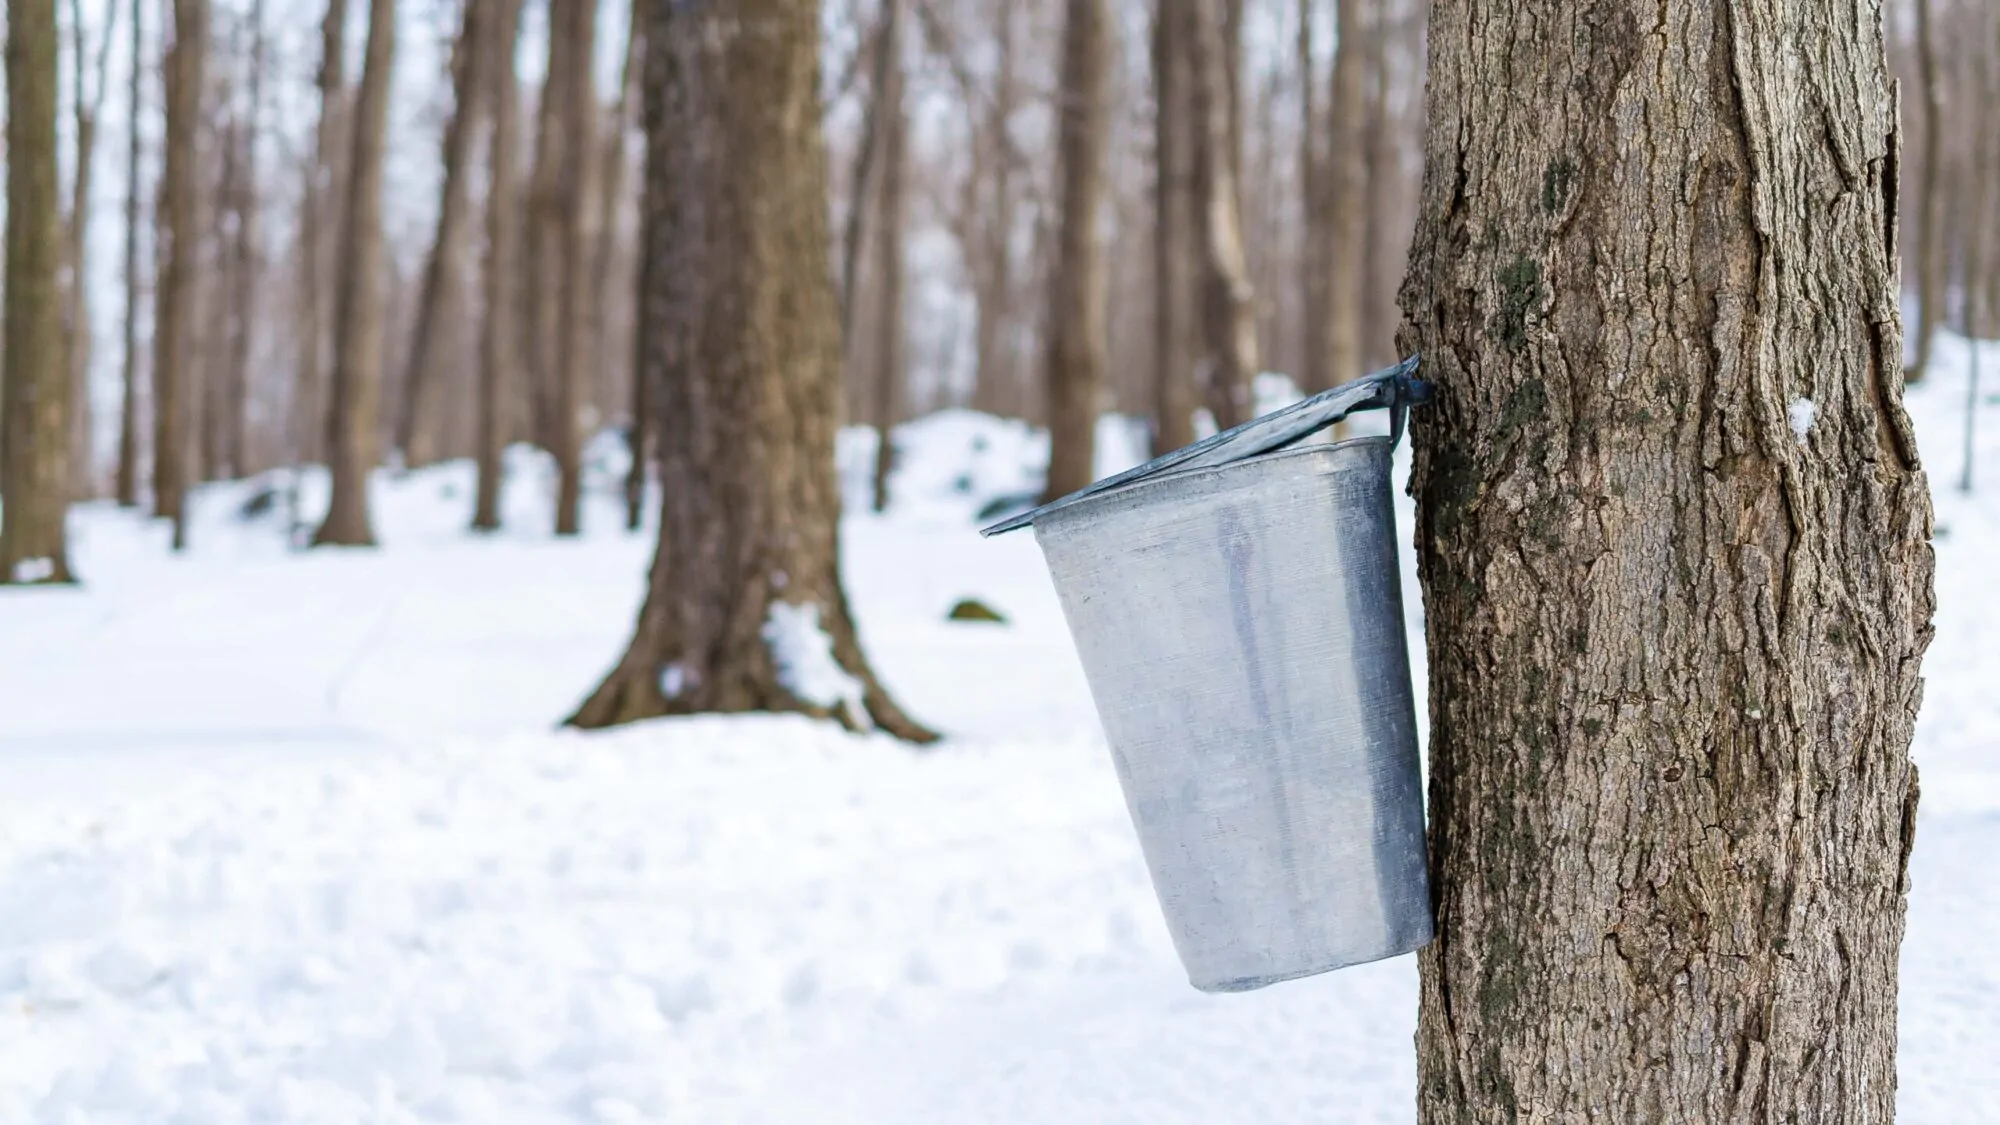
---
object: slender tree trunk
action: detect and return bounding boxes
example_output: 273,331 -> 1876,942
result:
294,0 -> 349,472
1184,0 -> 1258,431
869,0 -> 907,514
522,9 -> 570,454
840,7 -> 897,347
1297,0 -> 1328,394
398,0 -> 487,470
225,0 -> 265,479
66,0 -> 120,501
595,3 -> 644,531
1041,0 -> 1112,502
474,0 -> 524,533
549,0 -> 596,537
1400,1 -> 1931,1120
1151,0 -> 1198,455
1909,0 -> 1943,381
970,3 -> 1021,421
1324,0 -> 1367,390
2,0 -> 76,584
569,0 -> 935,744
312,0 -> 395,547
154,0 -> 207,550
115,0 -> 145,506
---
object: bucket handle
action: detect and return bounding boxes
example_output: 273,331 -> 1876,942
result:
982,355 -> 1432,537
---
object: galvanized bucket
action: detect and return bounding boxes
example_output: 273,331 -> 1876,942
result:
983,359 -> 1434,992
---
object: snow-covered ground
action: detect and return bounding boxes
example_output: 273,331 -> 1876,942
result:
2,353 -> 1996,1124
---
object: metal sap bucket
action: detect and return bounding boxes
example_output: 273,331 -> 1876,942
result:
983,359 -> 1434,992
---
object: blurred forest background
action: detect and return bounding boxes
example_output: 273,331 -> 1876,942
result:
0,0 -> 1996,575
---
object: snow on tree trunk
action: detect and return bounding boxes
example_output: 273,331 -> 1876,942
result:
1400,1 -> 1933,1119
568,0 -> 935,744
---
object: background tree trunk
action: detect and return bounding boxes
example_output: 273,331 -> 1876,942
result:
550,0 -> 597,537
969,4 -> 1021,422
1151,0 -> 1197,455
523,7 -> 572,455
294,0 -> 349,472
115,0 -> 145,506
65,0 -> 120,502
1185,0 -> 1257,432
219,0 -> 266,480
398,0 -> 486,471
1323,0 -> 1366,390
2,0 -> 76,584
869,0 -> 907,515
312,0 -> 395,547
154,0 -> 207,550
1041,0 -> 1112,502
1296,0 -> 1327,394
1399,1 -> 1932,1120
569,0 -> 935,744
473,0 -> 523,533
1909,0 -> 1943,381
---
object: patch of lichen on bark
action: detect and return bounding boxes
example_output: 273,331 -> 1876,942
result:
1493,258 -> 1544,350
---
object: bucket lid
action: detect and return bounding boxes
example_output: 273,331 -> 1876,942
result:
982,356 -> 1430,537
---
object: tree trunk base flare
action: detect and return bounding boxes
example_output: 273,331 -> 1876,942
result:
568,0 -> 937,748
567,583 -> 938,745
1400,2 -> 1933,1121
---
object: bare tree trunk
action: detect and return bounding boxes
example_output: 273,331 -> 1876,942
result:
594,3 -> 644,531
397,0 -> 487,470
1909,0 -> 1944,381
840,6 -> 896,347
2,0 -> 76,584
65,0 -> 121,501
1151,0 -> 1198,455
154,0 -> 207,550
474,0 -> 524,533
115,0 -> 145,506
1400,1 -> 1931,1119
549,0 -> 596,537
969,3 -> 1022,421
1296,0 -> 1328,394
217,0 -> 266,481
312,0 -> 395,547
1324,0 -> 1366,390
294,0 -> 349,471
868,0 -> 907,514
1185,0 -> 1258,431
522,10 -> 571,455
1041,0 -> 1112,502
569,0 -> 935,744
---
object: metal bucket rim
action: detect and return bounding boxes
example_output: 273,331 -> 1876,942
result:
1033,433 -> 1394,532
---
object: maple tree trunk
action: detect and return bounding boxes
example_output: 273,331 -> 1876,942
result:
313,0 -> 395,547
2,0 -> 76,584
869,0 -> 907,515
570,0 -> 935,744
154,0 -> 207,550
474,0 -> 524,533
550,0 -> 596,537
1908,0 -> 1944,382
1400,1 -> 1932,1119
294,0 -> 349,472
1184,0 -> 1258,431
399,0 -> 487,470
115,0 -> 144,506
1151,0 -> 1198,455
1041,0 -> 1112,502
1324,0 -> 1367,391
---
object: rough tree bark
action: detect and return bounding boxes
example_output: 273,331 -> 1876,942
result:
312,0 -> 395,547
1399,1 -> 1933,1121
473,0 -> 523,533
2,0 -> 77,584
154,0 -> 207,550
1184,0 -> 1258,432
1041,0 -> 1112,502
1323,0 -> 1367,390
1908,0 -> 1943,382
550,0 -> 597,537
1151,0 -> 1197,455
569,0 -> 936,744
115,0 -> 144,506
294,0 -> 349,471
868,0 -> 907,515
398,0 -> 487,470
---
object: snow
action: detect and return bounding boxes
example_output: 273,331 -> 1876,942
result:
2,349 -> 1998,1123
1789,396 -> 1818,445
763,602 -> 867,726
